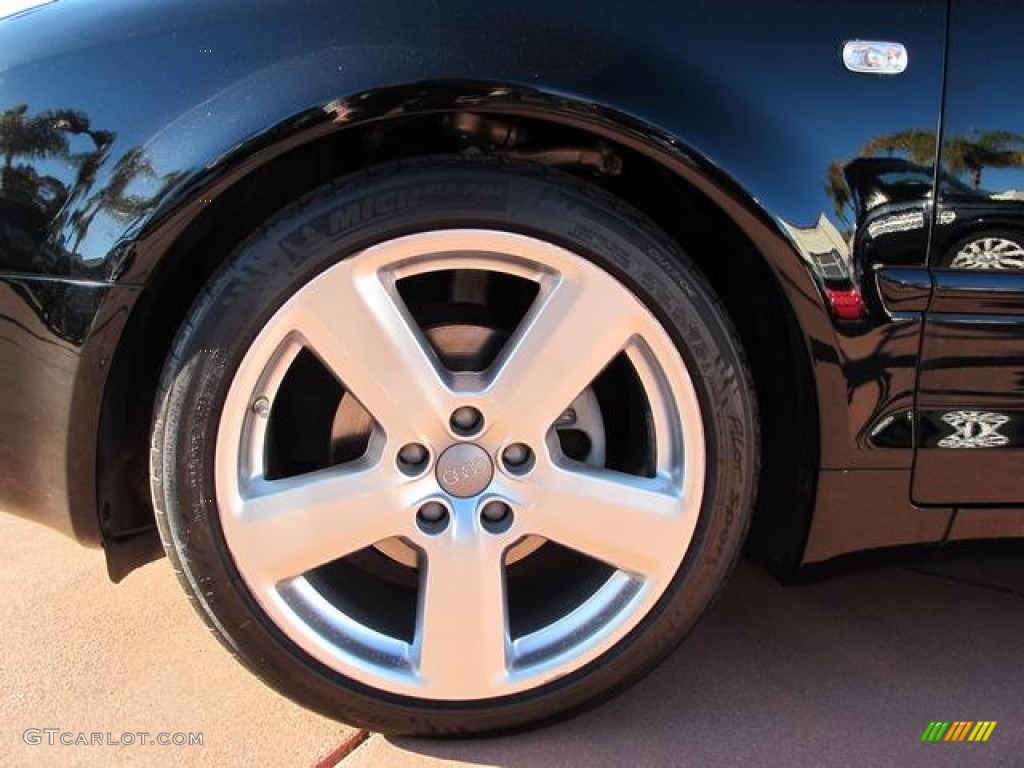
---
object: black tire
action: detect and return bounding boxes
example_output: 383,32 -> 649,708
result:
150,156 -> 758,736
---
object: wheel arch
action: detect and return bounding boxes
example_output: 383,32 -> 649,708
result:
97,82 -> 821,579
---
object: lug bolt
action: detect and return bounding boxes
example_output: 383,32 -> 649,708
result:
556,408 -> 577,426
481,500 -> 510,523
450,406 -> 484,435
397,442 -> 429,473
480,500 -> 513,533
419,501 -> 446,522
252,397 -> 271,417
417,501 -> 449,533
501,443 -> 535,474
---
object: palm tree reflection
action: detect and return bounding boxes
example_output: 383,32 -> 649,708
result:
0,104 -> 182,339
1,103 -> 186,275
827,128 -> 1024,223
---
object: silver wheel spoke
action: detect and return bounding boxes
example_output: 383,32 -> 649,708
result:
486,272 -> 638,440
287,264 -> 452,440
526,464 -> 693,577
229,464 -> 410,584
416,538 -> 509,694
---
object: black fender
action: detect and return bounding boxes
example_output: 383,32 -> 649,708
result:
0,0 -> 949,567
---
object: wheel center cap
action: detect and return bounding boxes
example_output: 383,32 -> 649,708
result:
435,443 -> 493,498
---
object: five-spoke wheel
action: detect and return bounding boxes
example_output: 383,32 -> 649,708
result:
151,160 -> 757,734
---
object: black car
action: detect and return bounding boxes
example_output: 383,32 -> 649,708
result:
2,0 -> 1022,736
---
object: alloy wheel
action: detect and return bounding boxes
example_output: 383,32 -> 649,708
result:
214,229 -> 706,700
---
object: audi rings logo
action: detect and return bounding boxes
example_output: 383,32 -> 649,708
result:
436,444 -> 493,497
442,458 -> 488,487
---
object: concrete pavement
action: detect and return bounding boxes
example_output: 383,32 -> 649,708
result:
0,514 -> 358,767
2,511 -> 1022,767
355,555 -> 1023,768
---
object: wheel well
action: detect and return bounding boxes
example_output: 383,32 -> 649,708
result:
97,111 -> 818,577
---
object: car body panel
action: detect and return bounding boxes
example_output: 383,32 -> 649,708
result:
0,276 -> 135,544
913,0 -> 1024,506
5,0 -> 1010,571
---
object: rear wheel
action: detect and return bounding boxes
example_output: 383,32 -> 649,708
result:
150,158 -> 758,735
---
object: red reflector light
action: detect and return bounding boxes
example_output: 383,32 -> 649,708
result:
825,288 -> 865,320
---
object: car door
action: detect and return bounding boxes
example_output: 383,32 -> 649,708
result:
913,0 -> 1024,505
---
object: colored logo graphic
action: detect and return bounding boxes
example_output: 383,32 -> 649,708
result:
921,721 -> 997,742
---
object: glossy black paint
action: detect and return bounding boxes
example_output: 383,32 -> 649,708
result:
802,469 -> 950,564
2,0 -> 1017,574
913,0 -> 1024,506
0,275 -> 135,544
875,267 -> 932,316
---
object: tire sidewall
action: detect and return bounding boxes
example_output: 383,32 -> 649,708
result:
151,158 -> 758,735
